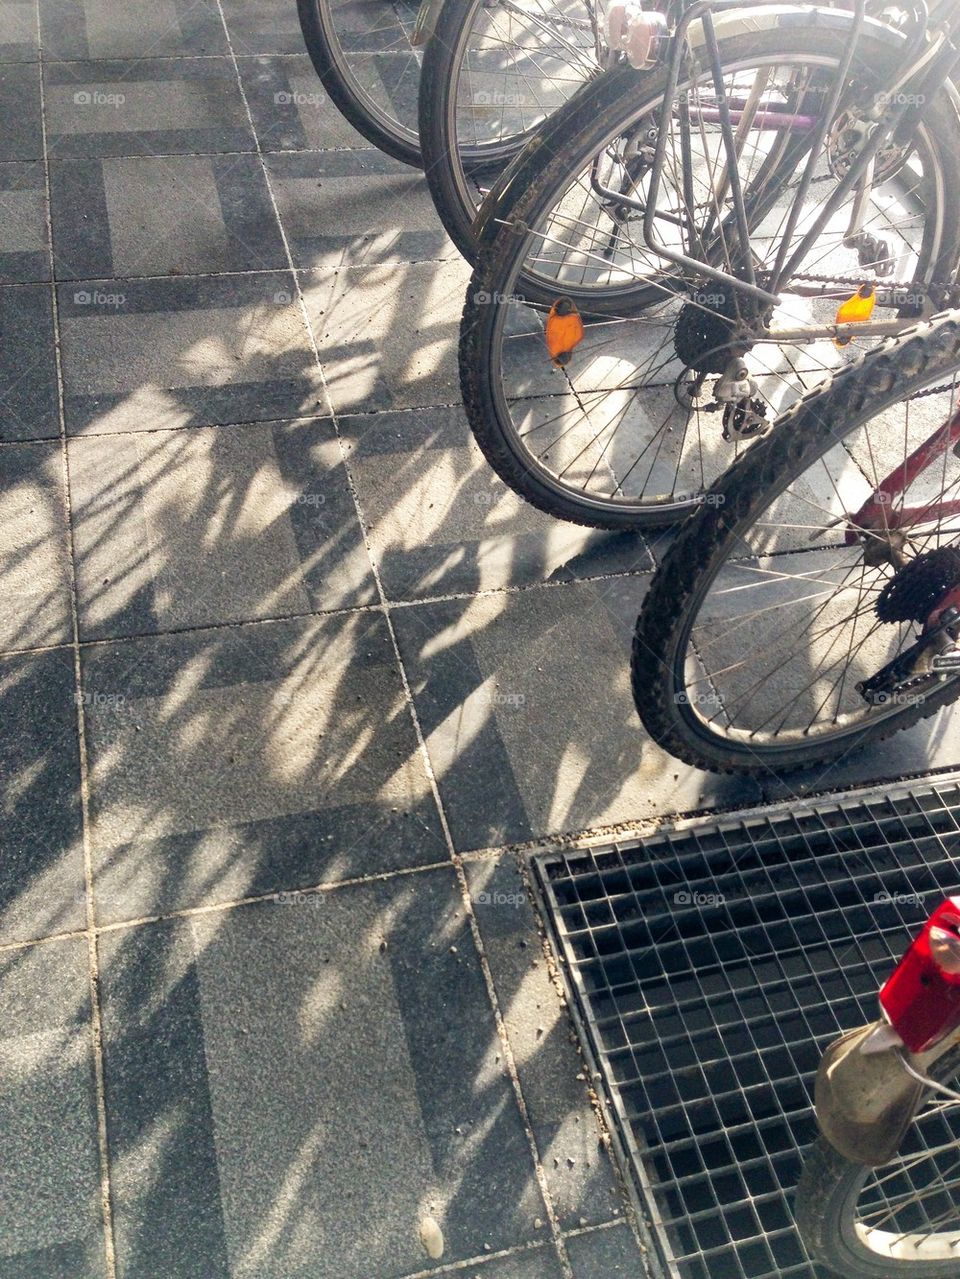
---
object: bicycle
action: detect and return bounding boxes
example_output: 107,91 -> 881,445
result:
458,0 -> 960,526
631,308 -> 960,772
796,894 -> 960,1277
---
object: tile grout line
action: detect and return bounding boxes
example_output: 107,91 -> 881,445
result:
8,752 -> 956,957
213,9 -> 576,1274
0,858 -> 457,955
33,4 -> 118,1276
392,1216 -> 626,1279
5,249 -> 457,288
0,563 -> 655,661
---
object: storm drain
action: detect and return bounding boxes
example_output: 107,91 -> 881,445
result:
533,777 -> 960,1279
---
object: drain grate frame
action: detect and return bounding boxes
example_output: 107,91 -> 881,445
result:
532,776 -> 960,1279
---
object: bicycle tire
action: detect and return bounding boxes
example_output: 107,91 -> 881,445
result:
796,1044 -> 960,1277
631,312 -> 960,771
297,0 -> 422,166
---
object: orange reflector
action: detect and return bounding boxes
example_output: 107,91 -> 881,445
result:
834,283 -> 876,347
545,296 -> 584,367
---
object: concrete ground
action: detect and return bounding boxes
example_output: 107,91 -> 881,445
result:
3,0 -> 960,1275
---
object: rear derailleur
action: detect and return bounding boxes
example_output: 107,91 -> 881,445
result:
675,358 -> 768,442
714,359 -> 768,442
858,548 -> 960,705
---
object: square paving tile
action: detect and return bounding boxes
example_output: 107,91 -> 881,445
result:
0,283 -> 59,441
340,405 -> 653,600
0,938 -> 103,1274
0,0 -> 39,62
0,162 -> 48,283
221,0 -> 306,54
50,153 -> 287,279
392,578 -> 763,851
69,418 -> 376,639
304,258 -> 470,413
40,0 -> 227,60
99,871 -> 545,1277
0,63 -> 43,160
81,612 -> 447,921
0,650 -> 86,943
565,1224 -> 648,1277
57,271 -> 324,434
266,150 -> 451,269
238,54 -> 371,151
0,442 -> 73,652
467,857 -> 625,1229
44,59 -> 255,159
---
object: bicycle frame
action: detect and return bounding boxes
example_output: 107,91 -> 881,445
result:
849,397 -> 960,544
604,0 -> 960,334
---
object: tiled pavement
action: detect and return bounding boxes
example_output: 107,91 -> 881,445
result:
4,0 -> 960,1276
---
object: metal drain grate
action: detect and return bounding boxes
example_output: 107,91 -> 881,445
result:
533,778 -> 960,1279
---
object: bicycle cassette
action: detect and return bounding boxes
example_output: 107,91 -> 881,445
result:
876,548 -> 960,624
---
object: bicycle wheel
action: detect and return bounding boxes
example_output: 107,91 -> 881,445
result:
632,312 -> 960,773
459,24 -> 960,526
419,0 -> 602,261
796,1045 -> 960,1277
297,0 -> 422,165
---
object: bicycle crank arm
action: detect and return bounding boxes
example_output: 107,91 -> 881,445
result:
814,1018 -> 960,1166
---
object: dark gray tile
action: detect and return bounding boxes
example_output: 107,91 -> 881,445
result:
50,153 -> 287,279
0,284 -> 59,441
467,858 -> 625,1229
0,63 -> 42,160
0,938 -> 103,1274
0,163 -> 48,283
40,0 -> 227,60
97,922 -> 230,1279
341,405 -> 654,600
564,1224 -> 647,1277
44,59 -> 255,159
392,579 -> 763,851
0,650 -> 85,943
238,54 -> 371,151
304,257 -> 470,413
81,612 -> 447,921
57,272 -> 325,434
99,872 -> 546,1277
221,0 -> 306,54
0,442 -> 72,651
68,418 -> 376,639
0,0 -> 39,62
266,149 -> 451,269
